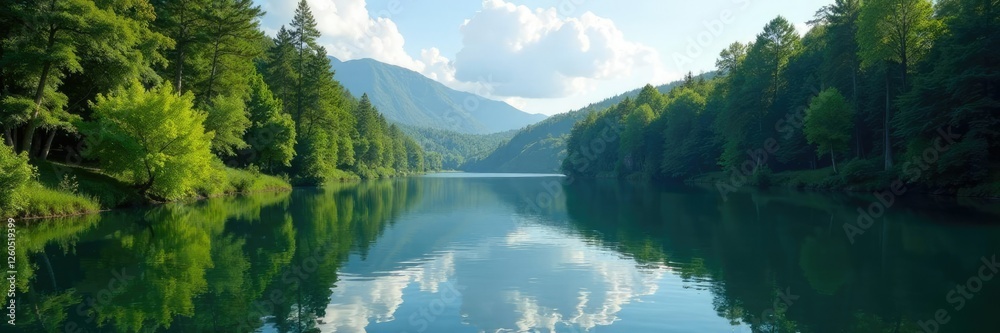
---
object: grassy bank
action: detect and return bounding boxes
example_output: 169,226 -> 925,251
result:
20,182 -> 102,218
686,160 -> 1000,198
13,161 -> 294,219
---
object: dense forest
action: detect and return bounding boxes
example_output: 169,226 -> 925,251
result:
465,78 -> 700,173
0,0 -> 431,217
564,0 -> 998,196
400,125 -> 516,170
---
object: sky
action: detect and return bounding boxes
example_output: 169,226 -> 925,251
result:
252,0 -> 834,116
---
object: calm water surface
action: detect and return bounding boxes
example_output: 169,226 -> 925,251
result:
8,173 -> 1000,332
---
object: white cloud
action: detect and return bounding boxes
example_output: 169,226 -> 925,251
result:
259,0 -> 669,112
453,0 -> 665,98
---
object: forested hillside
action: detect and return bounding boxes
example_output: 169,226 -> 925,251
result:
0,0 -> 431,216
330,57 -> 547,134
400,125 -> 516,170
464,77 -> 699,173
564,0 -> 999,196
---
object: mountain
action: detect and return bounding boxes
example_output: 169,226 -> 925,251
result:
464,74 -> 716,173
329,57 -> 546,134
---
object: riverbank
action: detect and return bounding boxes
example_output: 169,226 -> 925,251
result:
686,163 -> 1000,199
13,161 -> 293,220
13,160 -> 431,220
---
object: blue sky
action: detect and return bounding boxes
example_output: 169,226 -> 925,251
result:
253,0 -> 833,116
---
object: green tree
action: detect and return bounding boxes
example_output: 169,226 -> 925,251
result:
857,0 -> 940,169
290,0 -> 321,134
198,0 -> 264,103
152,0 -> 211,93
716,17 -> 800,172
264,26 -> 298,112
243,72 -> 296,171
620,104 -> 654,174
82,82 -> 215,200
815,0 -> 864,158
661,88 -> 708,179
804,88 -> 854,173
0,143 -> 35,216
3,0 -> 169,157
204,94 -> 251,156
894,0 -> 999,188
426,152 -> 444,171
716,42 -> 747,76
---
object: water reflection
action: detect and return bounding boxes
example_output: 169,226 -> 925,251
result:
9,176 -> 1000,333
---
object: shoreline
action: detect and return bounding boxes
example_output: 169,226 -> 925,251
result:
14,171 -> 431,222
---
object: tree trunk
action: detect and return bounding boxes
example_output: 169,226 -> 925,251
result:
40,130 -> 56,160
205,40 -> 222,103
831,147 -> 838,174
10,127 -> 18,150
884,69 -> 893,170
3,128 -> 12,148
22,22 -> 58,155
29,131 -> 41,158
175,48 -> 185,93
853,64 -> 862,158
21,60 -> 53,155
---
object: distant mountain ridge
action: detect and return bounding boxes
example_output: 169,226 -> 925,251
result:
464,73 -> 716,173
329,56 -> 546,134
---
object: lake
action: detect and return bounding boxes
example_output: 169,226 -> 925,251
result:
8,173 -> 1000,333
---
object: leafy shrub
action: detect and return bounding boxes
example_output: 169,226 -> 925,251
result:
749,166 -> 774,188
58,174 -> 79,194
841,158 -> 880,184
0,144 -> 35,216
82,82 -> 215,200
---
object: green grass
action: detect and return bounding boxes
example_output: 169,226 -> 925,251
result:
224,168 -> 292,193
773,167 -> 838,189
957,166 -> 1000,198
33,161 -> 291,217
34,160 -> 141,207
20,183 -> 101,218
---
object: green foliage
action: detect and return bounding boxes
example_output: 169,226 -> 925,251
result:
33,161 -> 140,208
401,125 -> 514,170
205,94 -> 251,156
0,143 -> 35,216
83,82 -> 215,200
1,0 -> 170,155
223,167 -> 292,193
426,152 -> 444,171
476,78 -> 700,174
893,0 -> 999,189
20,184 -> 100,217
840,158 -> 880,184
243,72 -> 296,171
561,0 -> 993,194
804,88 -> 854,172
330,57 -> 546,134
856,0 -> 939,72
0,0 -> 428,218
661,87 -> 709,179
57,174 -> 79,194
